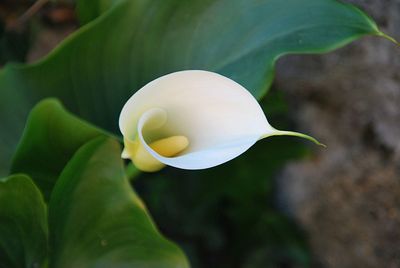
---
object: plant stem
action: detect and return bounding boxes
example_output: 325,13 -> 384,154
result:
10,0 -> 49,29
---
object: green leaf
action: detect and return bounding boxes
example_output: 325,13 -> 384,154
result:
0,0 -> 383,176
76,0 -> 119,25
0,174 -> 48,268
49,137 -> 189,268
11,99 -> 107,200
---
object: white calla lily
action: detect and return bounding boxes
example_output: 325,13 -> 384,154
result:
119,70 -> 323,172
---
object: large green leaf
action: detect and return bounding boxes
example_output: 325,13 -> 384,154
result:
11,99 -> 107,200
0,0 -> 383,176
49,137 -> 189,268
0,174 -> 48,268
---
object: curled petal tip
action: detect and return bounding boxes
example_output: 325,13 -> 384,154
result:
263,130 -> 326,147
377,31 -> 400,46
319,142 -> 327,148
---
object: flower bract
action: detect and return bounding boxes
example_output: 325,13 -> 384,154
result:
119,70 -> 322,172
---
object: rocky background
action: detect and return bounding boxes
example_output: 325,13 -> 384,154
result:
276,0 -> 400,267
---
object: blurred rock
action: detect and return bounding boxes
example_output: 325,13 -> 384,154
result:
0,0 -> 77,63
27,25 -> 75,62
276,0 -> 400,267
27,2 -> 77,62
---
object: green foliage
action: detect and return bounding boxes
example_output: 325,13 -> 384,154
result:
49,137 -> 189,268
0,0 -> 391,267
11,99 -> 107,200
76,0 -> 120,25
0,0 -> 381,177
0,100 -> 188,268
0,174 -> 48,268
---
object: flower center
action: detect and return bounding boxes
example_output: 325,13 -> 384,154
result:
122,135 -> 189,172
122,108 -> 191,172
149,135 -> 189,157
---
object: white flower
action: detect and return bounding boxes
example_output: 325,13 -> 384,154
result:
119,70 -> 323,172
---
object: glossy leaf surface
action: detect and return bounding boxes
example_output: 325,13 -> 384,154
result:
11,99 -> 106,199
0,0 -> 382,176
0,174 -> 48,268
49,137 -> 189,268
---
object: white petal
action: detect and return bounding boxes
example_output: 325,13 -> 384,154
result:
136,107 -> 262,169
119,70 -> 321,170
